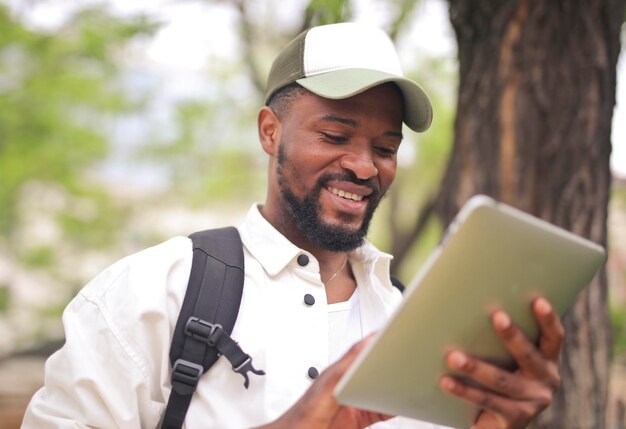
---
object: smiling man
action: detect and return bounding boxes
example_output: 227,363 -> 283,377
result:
22,23 -> 563,429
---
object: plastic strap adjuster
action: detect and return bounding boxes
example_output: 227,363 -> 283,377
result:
184,317 -> 223,346
171,359 -> 204,395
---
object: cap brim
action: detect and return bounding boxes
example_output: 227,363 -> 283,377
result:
296,68 -> 433,132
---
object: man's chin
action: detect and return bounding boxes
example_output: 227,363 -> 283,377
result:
311,227 -> 367,252
319,216 -> 363,235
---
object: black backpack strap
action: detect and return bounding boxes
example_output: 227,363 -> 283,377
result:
390,275 -> 405,293
161,227 -> 264,429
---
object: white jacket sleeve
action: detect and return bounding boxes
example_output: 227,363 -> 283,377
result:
21,237 -> 192,429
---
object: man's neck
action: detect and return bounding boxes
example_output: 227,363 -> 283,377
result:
258,201 -> 357,300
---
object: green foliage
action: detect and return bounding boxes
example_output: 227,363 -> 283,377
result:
39,301 -> 68,319
304,0 -> 352,27
387,0 -> 423,39
612,179 -> 626,204
21,246 -> 55,269
0,5 -> 157,240
611,303 -> 626,359
140,100 -> 218,179
56,187 -> 128,248
196,148 -> 265,202
0,286 -> 9,314
137,97 -> 266,205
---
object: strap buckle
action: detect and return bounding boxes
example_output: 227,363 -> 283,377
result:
171,359 -> 204,395
232,356 -> 266,389
184,317 -> 223,346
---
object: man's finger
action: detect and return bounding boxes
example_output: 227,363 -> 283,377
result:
532,297 -> 564,361
439,375 -> 550,426
444,350 -> 552,400
491,310 -> 556,381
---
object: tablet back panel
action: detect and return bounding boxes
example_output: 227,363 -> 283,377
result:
334,195 -> 606,428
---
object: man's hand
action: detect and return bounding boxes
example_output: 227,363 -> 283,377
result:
439,297 -> 563,429
254,335 -> 392,429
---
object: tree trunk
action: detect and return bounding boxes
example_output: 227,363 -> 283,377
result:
439,1 -> 624,428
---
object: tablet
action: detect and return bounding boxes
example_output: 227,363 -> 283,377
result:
333,194 -> 606,429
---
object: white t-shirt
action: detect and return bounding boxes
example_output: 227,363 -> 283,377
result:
329,287 -> 363,363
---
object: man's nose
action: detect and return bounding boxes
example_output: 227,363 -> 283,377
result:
339,148 -> 378,180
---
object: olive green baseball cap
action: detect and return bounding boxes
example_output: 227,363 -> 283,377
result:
265,22 -> 433,132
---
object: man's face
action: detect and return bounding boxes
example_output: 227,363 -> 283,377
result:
268,83 -> 404,252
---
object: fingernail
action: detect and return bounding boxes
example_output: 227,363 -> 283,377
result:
494,311 -> 511,330
535,297 -> 552,316
440,376 -> 455,391
449,351 -> 467,369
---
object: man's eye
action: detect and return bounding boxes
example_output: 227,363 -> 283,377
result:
376,146 -> 397,157
320,132 -> 347,143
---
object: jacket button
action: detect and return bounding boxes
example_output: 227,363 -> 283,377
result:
304,294 -> 315,306
297,254 -> 309,266
308,366 -> 319,380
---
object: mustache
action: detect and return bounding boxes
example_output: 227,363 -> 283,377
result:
317,172 -> 379,196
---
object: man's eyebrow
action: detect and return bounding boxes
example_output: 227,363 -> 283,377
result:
384,130 -> 404,140
320,114 -> 358,127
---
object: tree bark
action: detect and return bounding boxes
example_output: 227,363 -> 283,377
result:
440,1 -> 624,428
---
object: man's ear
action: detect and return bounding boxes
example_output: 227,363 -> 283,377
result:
258,106 -> 281,156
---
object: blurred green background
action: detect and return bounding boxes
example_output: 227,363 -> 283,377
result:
0,0 -> 624,427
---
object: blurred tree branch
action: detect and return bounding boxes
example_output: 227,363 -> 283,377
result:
388,0 -> 422,41
301,0 -> 352,31
232,0 -> 266,97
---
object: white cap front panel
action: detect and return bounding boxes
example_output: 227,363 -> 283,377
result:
303,23 -> 404,77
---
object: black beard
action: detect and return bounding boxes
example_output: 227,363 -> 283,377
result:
276,144 -> 381,252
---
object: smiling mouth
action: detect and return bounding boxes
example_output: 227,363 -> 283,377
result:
328,187 -> 365,202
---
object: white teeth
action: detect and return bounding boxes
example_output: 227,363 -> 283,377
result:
330,187 -> 364,202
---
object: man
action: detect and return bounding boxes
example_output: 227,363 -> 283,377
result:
22,23 -> 562,429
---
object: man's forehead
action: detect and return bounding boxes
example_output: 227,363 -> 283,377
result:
296,81 -> 401,105
293,85 -> 404,123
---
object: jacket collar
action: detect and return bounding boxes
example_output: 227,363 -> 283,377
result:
238,204 -> 392,278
